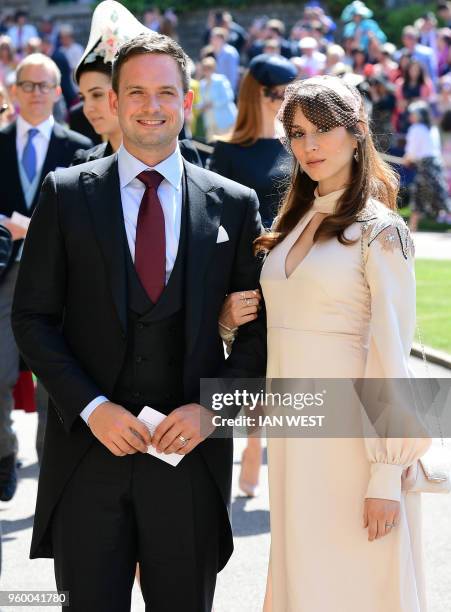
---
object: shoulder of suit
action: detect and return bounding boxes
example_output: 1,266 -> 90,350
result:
0,121 -> 15,138
51,154 -> 115,185
355,197 -> 414,260
53,123 -> 93,148
185,161 -> 253,198
74,142 -> 106,162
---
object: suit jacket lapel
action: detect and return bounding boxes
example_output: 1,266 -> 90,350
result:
3,122 -> 27,214
81,155 -> 128,335
183,160 -> 223,355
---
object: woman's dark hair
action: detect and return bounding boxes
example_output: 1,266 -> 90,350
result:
75,55 -> 112,84
408,101 -> 431,128
351,47 -> 368,68
402,59 -> 426,91
254,84 -> 399,254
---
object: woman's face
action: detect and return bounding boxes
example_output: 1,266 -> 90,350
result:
353,51 -> 366,66
0,45 -> 11,63
289,107 -> 357,189
79,70 -> 120,137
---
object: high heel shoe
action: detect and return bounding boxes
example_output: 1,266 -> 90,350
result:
238,446 -> 261,498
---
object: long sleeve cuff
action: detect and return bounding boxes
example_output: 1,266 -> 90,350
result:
365,462 -> 405,502
80,395 -> 108,424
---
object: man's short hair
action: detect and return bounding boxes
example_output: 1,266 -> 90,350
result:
402,26 -> 419,40
267,19 -> 286,36
16,53 -> 61,86
210,27 -> 227,41
112,32 -> 190,94
201,56 -> 216,70
59,24 -> 74,37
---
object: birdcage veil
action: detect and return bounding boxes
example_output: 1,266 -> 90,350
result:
276,75 -> 366,151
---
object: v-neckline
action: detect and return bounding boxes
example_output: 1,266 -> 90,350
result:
283,212 -> 320,280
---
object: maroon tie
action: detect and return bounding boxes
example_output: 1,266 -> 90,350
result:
135,170 -> 165,303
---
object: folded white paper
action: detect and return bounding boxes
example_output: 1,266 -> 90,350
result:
11,211 -> 31,229
137,405 -> 184,467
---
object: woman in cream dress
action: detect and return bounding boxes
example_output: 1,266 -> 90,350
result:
220,76 -> 431,611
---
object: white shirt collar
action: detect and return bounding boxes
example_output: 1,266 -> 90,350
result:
17,114 -> 54,141
118,143 -> 183,191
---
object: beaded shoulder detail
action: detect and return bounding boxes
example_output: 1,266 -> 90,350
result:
355,199 -> 415,260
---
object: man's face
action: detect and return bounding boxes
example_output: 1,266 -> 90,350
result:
403,34 -> 416,50
110,53 -> 193,159
13,63 -> 60,125
60,33 -> 72,48
210,35 -> 224,53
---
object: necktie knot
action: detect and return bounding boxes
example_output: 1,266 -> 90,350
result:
137,170 -> 164,191
27,128 -> 39,141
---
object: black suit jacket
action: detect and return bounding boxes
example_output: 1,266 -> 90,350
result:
12,154 -> 267,566
0,120 -> 93,268
0,225 -> 12,281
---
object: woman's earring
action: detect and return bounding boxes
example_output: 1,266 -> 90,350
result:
354,149 -> 359,162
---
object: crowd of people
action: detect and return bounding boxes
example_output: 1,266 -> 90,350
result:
2,2 -> 451,228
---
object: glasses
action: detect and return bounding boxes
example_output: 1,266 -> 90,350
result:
17,81 -> 56,94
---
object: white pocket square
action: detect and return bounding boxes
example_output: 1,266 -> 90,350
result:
216,225 -> 229,244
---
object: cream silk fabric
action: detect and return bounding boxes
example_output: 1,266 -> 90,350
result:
260,189 -> 431,612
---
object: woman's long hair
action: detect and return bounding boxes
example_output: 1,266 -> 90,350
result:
227,70 -> 262,146
255,84 -> 399,254
402,59 -> 426,95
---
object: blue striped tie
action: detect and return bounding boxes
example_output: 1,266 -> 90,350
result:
22,128 -> 39,183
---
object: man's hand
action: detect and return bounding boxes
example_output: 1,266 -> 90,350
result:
363,498 -> 400,541
151,403 -> 216,455
87,401 -> 152,456
0,219 -> 27,241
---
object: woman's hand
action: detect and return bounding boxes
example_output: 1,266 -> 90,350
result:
363,498 -> 400,541
219,289 -> 261,330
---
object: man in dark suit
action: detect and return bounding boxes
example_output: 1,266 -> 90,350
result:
12,33 -> 265,611
0,52 -> 92,502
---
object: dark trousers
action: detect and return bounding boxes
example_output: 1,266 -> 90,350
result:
51,438 -> 223,611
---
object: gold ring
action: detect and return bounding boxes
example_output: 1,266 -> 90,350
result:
178,435 -> 189,447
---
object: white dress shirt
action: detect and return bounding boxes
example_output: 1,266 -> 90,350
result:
7,24 -> 39,51
405,123 -> 441,160
16,114 -> 54,184
80,143 -> 184,423
0,116 -> 53,225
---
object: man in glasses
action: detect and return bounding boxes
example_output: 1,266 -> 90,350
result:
0,53 -> 92,502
